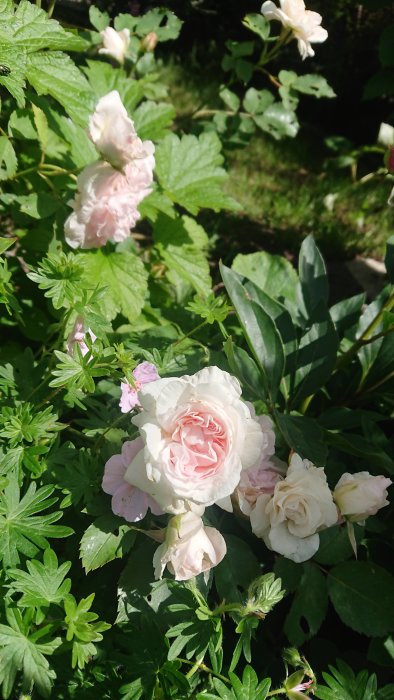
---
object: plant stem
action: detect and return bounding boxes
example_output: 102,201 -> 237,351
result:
176,657 -> 230,684
336,289 -> 394,371
171,320 -> 208,347
47,0 -> 57,17
267,689 -> 286,697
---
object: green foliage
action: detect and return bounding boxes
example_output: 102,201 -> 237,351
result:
0,478 -> 73,568
155,132 -> 240,214
0,606 -> 61,699
315,660 -> 378,700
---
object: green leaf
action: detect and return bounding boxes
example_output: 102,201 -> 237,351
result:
254,103 -> 299,139
7,548 -> 71,608
0,44 -> 26,106
155,132 -> 240,215
132,100 -> 176,141
81,249 -> 148,323
115,8 -> 182,42
243,13 -> 270,40
89,5 -> 110,32
223,338 -> 266,399
16,192 -> 59,219
0,237 -> 16,255
0,0 -> 87,52
220,263 -> 285,401
80,514 -> 136,573
32,103 -> 48,153
0,607 -> 60,699
275,412 -> 328,467
0,478 -> 73,568
314,525 -> 363,565
232,251 -> 299,303
214,535 -> 260,604
219,86 -> 240,111
298,234 -> 329,316
154,214 -> 211,296
243,280 -> 298,378
329,293 -> 366,337
292,312 -> 339,405
292,74 -> 336,98
243,87 -> 274,114
385,235 -> 394,283
327,561 -> 394,636
27,252 -> 84,310
284,562 -> 328,645
64,594 -> 110,669
0,136 -> 17,180
316,661 -> 378,700
26,51 -> 95,127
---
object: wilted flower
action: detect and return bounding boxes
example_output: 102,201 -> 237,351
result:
333,472 -> 392,523
250,453 -> 338,563
88,91 -> 155,171
261,0 -> 328,60
99,27 -> 130,63
153,511 -> 226,581
236,457 -> 286,516
120,361 -> 160,413
64,160 -> 152,249
102,439 -> 162,521
66,316 -> 96,356
124,366 -> 266,514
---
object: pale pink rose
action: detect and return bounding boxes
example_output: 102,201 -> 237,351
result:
333,472 -> 392,523
261,0 -> 328,59
120,362 -> 160,413
153,511 -> 226,581
66,316 -> 97,357
88,91 -> 155,170
99,27 -> 130,64
250,453 -> 338,563
102,438 -> 162,522
236,456 -> 286,516
64,160 -> 152,249
124,366 -> 265,515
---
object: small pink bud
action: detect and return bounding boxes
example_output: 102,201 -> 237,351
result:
140,31 -> 158,52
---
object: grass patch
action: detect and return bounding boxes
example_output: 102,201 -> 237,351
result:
162,56 -> 393,261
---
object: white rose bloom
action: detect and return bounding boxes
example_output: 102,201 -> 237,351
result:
250,453 -> 338,563
261,0 -> 328,60
333,472 -> 392,523
99,27 -> 130,64
124,366 -> 265,514
153,511 -> 227,581
89,91 -> 155,170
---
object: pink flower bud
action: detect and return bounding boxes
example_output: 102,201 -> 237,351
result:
119,361 -> 160,412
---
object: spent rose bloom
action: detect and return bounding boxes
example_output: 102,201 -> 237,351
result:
153,511 -> 226,581
102,439 -> 162,521
124,366 -> 266,514
120,361 -> 160,413
261,0 -> 328,59
64,160 -> 152,249
99,27 -> 130,64
250,453 -> 338,563
66,316 -> 96,357
89,91 -> 155,170
333,472 -> 392,523
236,456 -> 286,516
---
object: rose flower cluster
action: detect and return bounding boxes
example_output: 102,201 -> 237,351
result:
102,366 -> 392,580
65,91 -> 154,249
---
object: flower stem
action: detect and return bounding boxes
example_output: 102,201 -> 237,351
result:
176,657 -> 230,684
